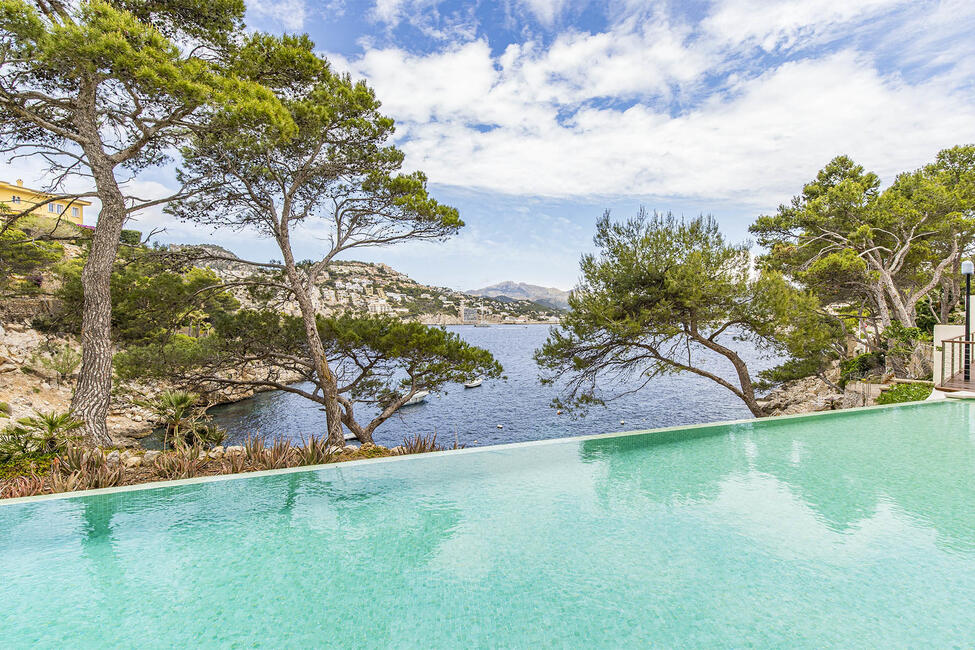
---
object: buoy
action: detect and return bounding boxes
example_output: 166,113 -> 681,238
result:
620,420 -> 625,425
557,410 -> 563,415
497,424 -> 503,429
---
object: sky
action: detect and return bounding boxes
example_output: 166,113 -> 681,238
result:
10,0 -> 975,290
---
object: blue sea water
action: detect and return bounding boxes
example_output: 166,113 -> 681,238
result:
204,324 -> 779,448
3,401 -> 974,647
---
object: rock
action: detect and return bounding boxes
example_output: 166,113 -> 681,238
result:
41,382 -> 51,391
123,456 -> 142,469
225,445 -> 244,455
143,450 -> 161,463
208,449 -> 224,459
131,415 -> 142,422
390,445 -> 406,455
106,450 -> 120,464
212,446 -> 225,454
361,442 -> 375,450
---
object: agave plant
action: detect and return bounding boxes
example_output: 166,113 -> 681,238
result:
295,435 -> 336,467
154,444 -> 206,480
0,474 -> 47,499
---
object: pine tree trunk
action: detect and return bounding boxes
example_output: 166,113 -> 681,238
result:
69,165 -> 125,446
278,231 -> 347,447
66,90 -> 126,447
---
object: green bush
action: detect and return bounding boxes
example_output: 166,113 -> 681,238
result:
0,402 -> 10,418
840,352 -> 884,387
0,411 -> 83,463
876,383 -> 933,405
120,229 -> 142,245
36,343 -> 81,385
137,390 -> 225,449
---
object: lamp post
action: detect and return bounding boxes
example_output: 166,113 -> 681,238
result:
964,260 -> 974,381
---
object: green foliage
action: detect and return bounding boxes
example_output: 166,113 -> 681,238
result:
749,147 -> 975,337
117,311 -> 503,436
0,402 -> 10,418
170,31 -> 461,256
120,229 -> 142,246
0,411 -> 84,463
137,390 -> 224,449
36,343 -> 81,385
49,247 -> 238,344
536,210 -> 839,415
839,352 -> 884,387
0,454 -> 55,481
0,227 -> 62,296
876,383 -> 933,405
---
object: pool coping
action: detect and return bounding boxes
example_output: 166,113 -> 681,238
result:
0,398 -> 948,507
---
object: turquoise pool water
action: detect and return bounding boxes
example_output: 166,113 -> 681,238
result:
3,401 -> 975,647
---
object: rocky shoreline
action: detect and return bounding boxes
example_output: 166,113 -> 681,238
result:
0,321 -> 297,446
757,365 -> 886,416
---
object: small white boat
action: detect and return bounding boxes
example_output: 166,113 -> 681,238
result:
403,391 -> 430,406
464,378 -> 483,388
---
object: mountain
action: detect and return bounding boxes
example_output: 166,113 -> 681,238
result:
466,281 -> 571,311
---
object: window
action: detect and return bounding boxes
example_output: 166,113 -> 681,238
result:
55,203 -> 63,211
11,195 -> 20,204
48,203 -> 55,212
72,207 -> 79,217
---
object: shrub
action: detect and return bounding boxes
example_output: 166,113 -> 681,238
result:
0,411 -> 83,462
0,402 -> 10,418
839,352 -> 884,387
876,383 -> 933,405
120,229 -> 142,246
37,343 -> 81,385
138,390 -> 225,449
400,432 -> 468,454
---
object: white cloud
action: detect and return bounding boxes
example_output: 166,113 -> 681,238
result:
248,0 -> 308,32
702,0 -> 907,51
329,14 -> 975,209
516,0 -> 569,26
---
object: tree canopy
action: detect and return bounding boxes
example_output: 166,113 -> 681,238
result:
167,33 -> 463,445
535,210 -> 839,417
116,312 -> 503,444
750,147 -> 975,334
0,0 -> 289,444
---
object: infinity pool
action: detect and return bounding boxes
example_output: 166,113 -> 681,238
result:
3,401 -> 975,647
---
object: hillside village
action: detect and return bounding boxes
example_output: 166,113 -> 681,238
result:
175,245 -> 563,325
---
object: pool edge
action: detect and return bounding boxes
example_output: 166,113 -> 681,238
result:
0,398 -> 949,507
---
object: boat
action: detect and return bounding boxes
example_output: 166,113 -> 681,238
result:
464,378 -> 483,388
403,390 -> 430,406
473,323 -> 490,328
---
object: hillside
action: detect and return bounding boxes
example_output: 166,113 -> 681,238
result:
173,245 -> 562,325
466,281 -> 571,311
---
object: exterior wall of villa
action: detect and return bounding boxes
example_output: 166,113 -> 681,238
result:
0,179 -> 91,225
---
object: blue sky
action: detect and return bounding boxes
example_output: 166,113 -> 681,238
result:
15,0 -> 975,290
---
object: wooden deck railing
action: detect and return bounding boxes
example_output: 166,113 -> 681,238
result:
941,335 -> 975,389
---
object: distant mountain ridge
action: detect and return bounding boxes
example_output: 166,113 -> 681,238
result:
466,281 -> 571,310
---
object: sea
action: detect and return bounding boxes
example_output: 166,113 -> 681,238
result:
186,324 -> 780,449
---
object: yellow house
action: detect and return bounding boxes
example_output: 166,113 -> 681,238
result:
0,179 -> 92,225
